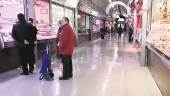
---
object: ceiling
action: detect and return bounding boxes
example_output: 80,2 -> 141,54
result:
90,0 -> 129,18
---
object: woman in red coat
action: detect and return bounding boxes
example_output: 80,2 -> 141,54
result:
59,17 -> 74,80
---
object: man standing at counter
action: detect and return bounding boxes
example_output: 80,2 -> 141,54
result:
12,13 -> 37,75
59,17 -> 74,80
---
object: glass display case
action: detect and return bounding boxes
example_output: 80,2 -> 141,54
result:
0,0 -> 24,47
147,23 -> 170,57
35,0 -> 55,40
147,0 -> 170,57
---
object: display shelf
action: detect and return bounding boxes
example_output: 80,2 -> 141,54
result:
147,44 -> 170,69
147,23 -> 170,57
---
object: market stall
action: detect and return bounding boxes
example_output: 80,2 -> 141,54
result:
146,0 -> 170,95
0,0 -> 24,72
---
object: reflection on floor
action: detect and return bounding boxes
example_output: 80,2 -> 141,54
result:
0,36 -> 162,96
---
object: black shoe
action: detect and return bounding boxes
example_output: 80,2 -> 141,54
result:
59,77 -> 69,80
20,72 -> 29,75
69,74 -> 73,78
29,71 -> 33,74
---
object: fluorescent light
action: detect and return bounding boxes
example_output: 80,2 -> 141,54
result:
92,11 -> 98,16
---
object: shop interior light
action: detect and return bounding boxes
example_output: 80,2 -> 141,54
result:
65,0 -> 79,8
106,1 -> 130,15
92,11 -> 98,16
77,14 -> 81,19
118,18 -> 125,21
96,19 -> 100,25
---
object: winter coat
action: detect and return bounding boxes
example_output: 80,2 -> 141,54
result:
59,23 -> 74,55
12,22 -> 37,46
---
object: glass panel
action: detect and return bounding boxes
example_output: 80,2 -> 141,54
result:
78,13 -> 86,34
93,17 -> 101,32
65,8 -> 74,29
0,0 -> 24,42
51,4 -> 64,33
86,15 -> 90,29
35,0 -> 55,40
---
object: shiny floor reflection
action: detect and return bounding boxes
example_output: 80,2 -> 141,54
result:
0,36 -> 162,96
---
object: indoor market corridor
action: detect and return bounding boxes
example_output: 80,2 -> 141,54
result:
0,36 -> 162,96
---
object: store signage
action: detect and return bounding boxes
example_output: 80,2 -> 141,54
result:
52,0 -> 79,8
79,4 -> 93,14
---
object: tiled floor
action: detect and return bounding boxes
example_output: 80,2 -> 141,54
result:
0,36 -> 162,96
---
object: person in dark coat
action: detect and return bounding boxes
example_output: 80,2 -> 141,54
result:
27,18 -> 38,74
128,23 -> 133,42
12,13 -> 37,75
117,24 -> 123,41
59,17 -> 74,80
100,27 -> 105,39
56,20 -> 62,59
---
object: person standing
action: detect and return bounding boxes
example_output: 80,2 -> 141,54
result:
27,18 -> 37,74
100,27 -> 105,39
12,13 -> 37,75
117,24 -> 123,41
59,17 -> 74,80
128,23 -> 133,42
56,20 -> 62,59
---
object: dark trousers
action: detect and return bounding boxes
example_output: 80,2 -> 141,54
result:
128,32 -> 133,42
17,45 -> 35,73
101,34 -> 104,39
118,33 -> 122,40
60,55 -> 73,77
27,45 -> 35,71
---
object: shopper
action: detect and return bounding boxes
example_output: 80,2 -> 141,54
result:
59,17 -> 74,80
56,20 -> 62,59
128,23 -> 133,42
100,27 -> 105,39
117,24 -> 123,41
12,13 -> 37,75
27,18 -> 37,74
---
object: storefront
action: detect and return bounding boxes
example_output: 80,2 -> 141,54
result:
91,16 -> 105,40
77,10 -> 91,44
145,0 -> 170,95
77,3 -> 104,44
0,0 -> 77,73
0,0 -> 25,72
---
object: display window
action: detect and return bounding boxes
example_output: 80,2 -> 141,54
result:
35,0 -> 55,40
93,17 -> 102,32
147,0 -> 170,57
78,13 -> 86,35
51,4 -> 64,33
65,8 -> 75,29
0,0 -> 24,42
52,0 -> 79,8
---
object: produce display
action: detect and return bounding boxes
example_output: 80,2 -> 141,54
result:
147,23 -> 170,57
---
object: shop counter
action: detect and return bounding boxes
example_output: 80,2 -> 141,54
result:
0,38 -> 57,73
147,44 -> 170,96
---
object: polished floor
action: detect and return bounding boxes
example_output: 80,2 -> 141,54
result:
0,35 -> 162,96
